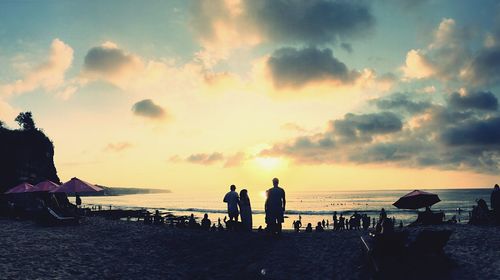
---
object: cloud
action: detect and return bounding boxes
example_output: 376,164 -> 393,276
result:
1,38 -> 73,96
440,117 -> 500,146
267,47 -> 360,88
281,122 -> 309,133
171,151 -> 249,167
244,0 -> 374,44
131,99 -> 168,120
224,152 -> 247,167
372,92 -> 433,114
263,90 -> 500,173
400,16 -> 500,89
401,49 -> 435,79
82,42 -> 143,88
465,46 -> 500,88
332,112 -> 403,142
104,142 -> 133,152
189,0 -> 374,65
448,91 -> 498,111
401,18 -> 472,82
186,152 -> 224,165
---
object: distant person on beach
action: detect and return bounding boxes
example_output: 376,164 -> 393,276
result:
201,213 -> 211,230
339,214 -> 345,230
153,210 -> 163,225
223,185 -> 239,222
75,193 -> 82,208
239,189 -> 253,231
188,213 -> 199,228
293,220 -> 302,232
315,222 -> 324,232
265,178 -> 286,235
305,223 -> 312,232
470,199 -> 490,225
491,184 -> 500,223
379,208 -> 387,222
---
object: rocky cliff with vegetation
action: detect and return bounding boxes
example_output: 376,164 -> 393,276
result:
0,112 -> 60,192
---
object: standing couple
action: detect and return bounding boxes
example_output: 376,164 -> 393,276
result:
223,178 -> 286,235
223,185 -> 253,231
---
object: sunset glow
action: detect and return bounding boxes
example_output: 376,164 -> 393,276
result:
0,0 -> 499,192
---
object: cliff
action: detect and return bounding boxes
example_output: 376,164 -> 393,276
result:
0,113 -> 60,192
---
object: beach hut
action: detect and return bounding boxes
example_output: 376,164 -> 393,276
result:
32,180 -> 60,192
4,182 -> 35,194
51,177 -> 103,194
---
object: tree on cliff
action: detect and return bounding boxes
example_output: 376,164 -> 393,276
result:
15,112 -> 36,130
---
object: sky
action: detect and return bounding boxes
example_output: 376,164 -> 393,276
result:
1,0 -> 500,193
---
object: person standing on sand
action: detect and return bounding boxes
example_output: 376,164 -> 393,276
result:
239,189 -> 253,231
265,178 -> 286,235
491,184 -> 500,224
75,193 -> 82,208
223,185 -> 239,222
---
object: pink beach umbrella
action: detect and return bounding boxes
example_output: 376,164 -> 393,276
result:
5,182 -> 35,194
32,180 -> 60,192
51,177 -> 103,194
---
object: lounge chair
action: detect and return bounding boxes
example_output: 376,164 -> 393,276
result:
36,207 -> 79,226
361,229 -> 453,279
408,229 -> 452,255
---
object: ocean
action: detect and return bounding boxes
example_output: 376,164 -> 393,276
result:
82,188 -> 492,229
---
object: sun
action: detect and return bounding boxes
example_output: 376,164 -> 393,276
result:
254,156 -> 282,170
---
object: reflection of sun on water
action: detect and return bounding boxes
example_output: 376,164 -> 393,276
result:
255,157 -> 281,170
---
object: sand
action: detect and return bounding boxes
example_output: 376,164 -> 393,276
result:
0,217 -> 498,279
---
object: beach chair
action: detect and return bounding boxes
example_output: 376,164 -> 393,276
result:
361,231 -> 409,279
408,230 -> 452,255
37,207 -> 79,226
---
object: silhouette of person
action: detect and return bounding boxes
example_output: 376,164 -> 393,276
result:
293,220 -> 302,232
315,222 -> 324,232
239,189 -> 253,231
491,184 -> 500,224
305,223 -> 312,232
188,213 -> 198,228
379,208 -> 387,222
153,210 -> 163,225
265,178 -> 286,235
223,185 -> 239,222
201,213 -> 211,230
75,193 -> 82,208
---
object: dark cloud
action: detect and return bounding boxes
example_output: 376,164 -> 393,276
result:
263,90 -> 500,173
190,0 -> 374,46
83,45 -> 136,75
341,42 -> 353,53
467,47 -> 500,87
245,0 -> 374,44
186,152 -> 224,165
332,112 -> 402,142
441,117 -> 500,146
449,91 -> 498,111
131,99 -> 167,119
372,93 -> 433,114
267,47 -> 359,88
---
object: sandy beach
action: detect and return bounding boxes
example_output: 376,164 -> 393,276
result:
0,217 -> 498,280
